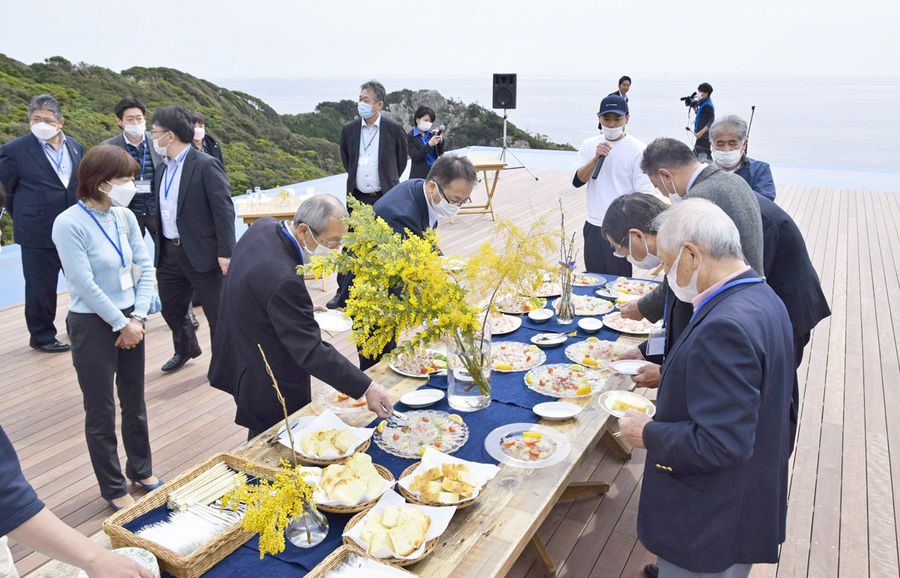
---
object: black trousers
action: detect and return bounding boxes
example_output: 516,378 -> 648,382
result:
21,246 -> 63,346
583,222 -> 632,278
132,210 -> 158,250
68,309 -> 151,500
333,189 -> 383,307
157,239 -> 223,356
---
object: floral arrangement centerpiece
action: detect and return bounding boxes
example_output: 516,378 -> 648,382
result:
222,346 -> 326,558
555,201 -> 578,324
304,199 -> 556,410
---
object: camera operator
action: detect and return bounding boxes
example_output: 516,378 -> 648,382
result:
710,115 -> 776,200
685,82 -> 715,161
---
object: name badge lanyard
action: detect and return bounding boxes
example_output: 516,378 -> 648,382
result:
44,144 -> 65,177
161,148 -> 190,200
280,222 -> 306,264
138,143 -> 148,180
691,277 -> 765,321
362,126 -> 379,153
78,202 -> 125,269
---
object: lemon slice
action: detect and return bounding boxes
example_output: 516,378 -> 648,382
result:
575,385 -> 592,396
581,356 -> 599,367
522,431 -> 542,440
586,336 -> 600,343
449,414 -> 464,425
495,362 -> 514,371
376,421 -> 387,433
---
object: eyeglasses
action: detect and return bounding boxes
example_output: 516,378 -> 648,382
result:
149,128 -> 170,137
310,228 -> 341,249
433,180 -> 472,207
30,116 -> 58,125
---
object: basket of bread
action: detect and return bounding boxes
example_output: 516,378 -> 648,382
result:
307,453 -> 394,514
342,490 -> 456,566
397,448 -> 500,509
280,410 -> 374,465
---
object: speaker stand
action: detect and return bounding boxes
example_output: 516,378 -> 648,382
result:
498,110 -> 539,181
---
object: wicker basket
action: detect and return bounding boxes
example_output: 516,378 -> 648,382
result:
341,508 -> 439,567
317,464 -> 395,514
305,545 -> 420,577
296,438 -> 372,466
396,462 -> 482,509
102,452 -> 283,578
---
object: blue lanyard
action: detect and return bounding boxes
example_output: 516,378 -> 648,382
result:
125,139 -> 148,180
161,147 -> 189,199
691,277 -> 765,321
43,143 -> 65,174
78,202 -> 125,268
280,221 -> 306,263
362,125 -> 379,153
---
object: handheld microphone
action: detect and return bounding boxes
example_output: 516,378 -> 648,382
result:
591,155 -> 606,180
435,124 -> 446,135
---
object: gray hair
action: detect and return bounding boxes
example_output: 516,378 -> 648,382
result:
426,155 -> 477,186
293,194 -> 348,233
640,138 -> 696,175
709,115 -> 748,142
654,198 -> 744,261
28,94 -> 62,119
360,80 -> 386,103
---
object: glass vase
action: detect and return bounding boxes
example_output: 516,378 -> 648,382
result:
447,331 -> 492,412
555,268 -> 576,324
285,502 -> 329,548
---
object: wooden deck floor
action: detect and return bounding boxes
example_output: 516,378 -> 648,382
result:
2,168 -> 898,577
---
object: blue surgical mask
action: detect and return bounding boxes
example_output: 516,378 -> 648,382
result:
357,102 -> 375,119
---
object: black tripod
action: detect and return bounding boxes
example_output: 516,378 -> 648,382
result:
498,109 -> 539,181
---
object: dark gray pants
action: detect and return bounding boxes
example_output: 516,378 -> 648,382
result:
68,310 -> 152,500
21,246 -> 63,346
583,221 -> 632,277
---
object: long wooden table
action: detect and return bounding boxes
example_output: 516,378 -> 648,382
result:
240,359 -> 633,577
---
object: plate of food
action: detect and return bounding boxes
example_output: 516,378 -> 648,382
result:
606,277 -> 660,301
374,411 -> 469,459
484,423 -> 571,469
314,310 -> 354,332
602,312 -> 662,335
311,453 -> 395,513
572,273 -> 608,287
397,448 -> 500,508
598,390 -> 656,418
532,280 -> 562,298
564,337 -> 633,369
479,312 -> 523,336
343,490 -> 455,564
389,349 -> 448,378
494,294 -> 547,315
314,386 -> 370,414
282,410 -> 374,465
491,341 -> 546,372
524,363 -> 604,398
552,294 -> 615,316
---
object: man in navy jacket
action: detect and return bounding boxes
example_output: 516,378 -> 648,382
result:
0,94 -> 82,352
620,199 -> 794,577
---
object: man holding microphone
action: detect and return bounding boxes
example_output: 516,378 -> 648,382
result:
572,95 -> 652,276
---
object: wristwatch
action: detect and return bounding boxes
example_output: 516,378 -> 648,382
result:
130,314 -> 147,326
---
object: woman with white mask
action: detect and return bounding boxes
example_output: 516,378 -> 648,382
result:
51,145 -> 162,511
407,105 -> 444,180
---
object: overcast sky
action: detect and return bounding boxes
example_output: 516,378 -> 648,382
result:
1,0 -> 897,80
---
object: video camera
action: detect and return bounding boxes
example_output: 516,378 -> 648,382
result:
680,91 -> 698,107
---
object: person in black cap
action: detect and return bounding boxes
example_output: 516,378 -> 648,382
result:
572,95 -> 653,276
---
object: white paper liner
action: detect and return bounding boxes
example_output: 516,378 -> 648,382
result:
397,448 -> 500,503
279,409 -> 374,460
305,463 -> 395,507
343,489 -> 456,561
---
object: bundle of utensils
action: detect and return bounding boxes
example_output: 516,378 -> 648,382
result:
167,463 -> 246,512
136,504 -> 243,556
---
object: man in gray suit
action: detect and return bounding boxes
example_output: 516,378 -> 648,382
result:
101,97 -> 164,247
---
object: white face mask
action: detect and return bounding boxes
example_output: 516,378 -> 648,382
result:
105,180 -> 137,207
627,233 -> 661,269
31,121 -> 60,141
428,181 -> 461,219
152,133 -> 170,156
123,122 -> 146,138
658,171 -> 682,201
712,148 -> 743,170
194,127 -> 206,142
666,247 -> 701,303
601,125 -> 624,141
417,120 -> 433,132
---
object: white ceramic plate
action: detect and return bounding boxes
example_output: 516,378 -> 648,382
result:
530,333 -> 568,347
533,401 -> 582,421
594,287 -> 617,300
400,388 -> 445,408
389,349 -> 448,378
483,313 -> 522,336
484,423 -> 571,468
572,273 -> 608,287
597,390 -> 656,418
602,312 -> 662,336
314,310 -> 353,332
607,359 -> 651,375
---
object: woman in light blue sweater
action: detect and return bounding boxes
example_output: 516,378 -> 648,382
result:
52,145 -> 162,511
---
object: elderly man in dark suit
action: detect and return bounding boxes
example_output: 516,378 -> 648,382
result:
151,105 -> 235,373
0,94 -> 83,352
348,155 -> 477,370
328,80 -> 408,309
209,195 -> 393,439
620,199 -> 794,578
101,97 -> 164,245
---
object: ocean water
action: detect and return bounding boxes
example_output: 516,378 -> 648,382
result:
216,74 -> 900,174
